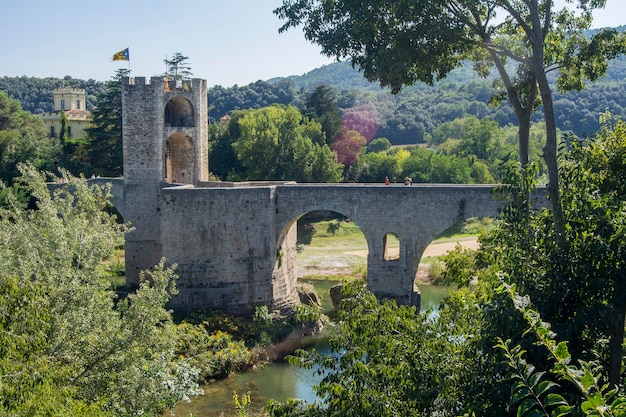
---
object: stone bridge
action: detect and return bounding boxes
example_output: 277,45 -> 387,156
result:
273,183 -> 503,306
112,76 -> 547,314
116,180 -> 526,313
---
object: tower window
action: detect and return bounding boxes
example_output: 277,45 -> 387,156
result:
61,99 -> 66,110
68,126 -> 72,137
76,100 -> 81,109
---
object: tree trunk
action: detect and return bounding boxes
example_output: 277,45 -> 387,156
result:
533,49 -> 566,248
517,108 -> 531,168
487,49 -> 533,169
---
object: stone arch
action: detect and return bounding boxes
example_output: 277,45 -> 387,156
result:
274,210 -> 370,308
165,132 -> 195,184
165,96 -> 194,127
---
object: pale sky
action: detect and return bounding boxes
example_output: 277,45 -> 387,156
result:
1,0 -> 624,88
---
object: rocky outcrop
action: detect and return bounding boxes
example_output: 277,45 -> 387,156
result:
256,319 -> 325,362
330,283 -> 343,311
297,282 -> 321,306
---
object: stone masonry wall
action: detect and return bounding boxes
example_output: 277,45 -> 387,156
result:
160,185 -> 298,314
122,77 -> 208,287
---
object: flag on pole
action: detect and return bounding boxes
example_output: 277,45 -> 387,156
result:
112,48 -> 129,61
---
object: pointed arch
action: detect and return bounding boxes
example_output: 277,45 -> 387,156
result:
165,97 -> 194,127
165,132 -> 195,184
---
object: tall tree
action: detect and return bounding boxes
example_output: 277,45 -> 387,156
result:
303,84 -> 342,145
57,110 -> 90,176
0,164 -> 200,415
231,105 -> 343,182
84,69 -> 129,177
164,52 -> 193,81
275,0 -> 626,243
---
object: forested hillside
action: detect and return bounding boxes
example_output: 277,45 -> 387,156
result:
3,25 -> 626,145
211,57 -> 626,144
0,76 -> 104,113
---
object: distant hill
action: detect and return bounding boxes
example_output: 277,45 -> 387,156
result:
269,60 -> 491,93
4,25 -> 626,145
0,76 -> 104,114
211,50 -> 626,143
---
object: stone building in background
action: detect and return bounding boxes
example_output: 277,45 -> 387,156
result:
41,87 -> 91,141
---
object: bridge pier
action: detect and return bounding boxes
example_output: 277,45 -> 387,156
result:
365,233 -> 421,310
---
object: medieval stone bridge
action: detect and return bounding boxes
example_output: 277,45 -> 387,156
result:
111,76 -> 546,314
273,182 -> 503,306
105,177 -> 527,313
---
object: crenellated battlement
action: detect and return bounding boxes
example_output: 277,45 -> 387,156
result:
122,76 -> 206,91
53,87 -> 85,94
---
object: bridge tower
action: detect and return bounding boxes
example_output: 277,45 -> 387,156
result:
121,76 -> 208,286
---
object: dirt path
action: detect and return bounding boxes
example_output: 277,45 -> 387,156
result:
297,237 -> 479,279
345,236 -> 479,259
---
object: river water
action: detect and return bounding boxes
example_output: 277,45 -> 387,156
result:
168,282 -> 451,417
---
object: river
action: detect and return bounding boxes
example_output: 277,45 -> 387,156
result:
169,282 -> 451,417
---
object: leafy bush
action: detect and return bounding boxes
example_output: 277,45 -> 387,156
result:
176,323 -> 253,382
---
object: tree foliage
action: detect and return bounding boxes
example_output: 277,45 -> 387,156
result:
0,165 -> 200,416
331,128 -> 366,166
84,69 -> 128,177
221,105 -> 343,182
208,79 -> 301,122
164,52 -> 193,81
0,91 -> 57,186
303,84 -> 342,145
0,75 -> 103,114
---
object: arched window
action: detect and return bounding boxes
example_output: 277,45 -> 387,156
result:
165,133 -> 195,184
164,97 -> 194,127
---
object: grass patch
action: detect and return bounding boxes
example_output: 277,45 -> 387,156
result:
102,247 -> 126,290
297,216 -> 482,288
436,217 -> 495,239
301,273 -> 363,282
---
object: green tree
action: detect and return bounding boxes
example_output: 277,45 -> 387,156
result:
355,151 -> 399,182
231,105 -> 343,182
465,116 -> 626,399
57,110 -> 89,175
459,117 -> 501,162
0,91 -> 56,186
0,164 -> 200,416
164,52 -> 193,82
84,69 -> 128,177
267,281 -> 508,416
59,110 -> 69,143
303,84 -> 342,145
366,137 -> 391,153
208,116 -> 245,180
275,0 -> 626,243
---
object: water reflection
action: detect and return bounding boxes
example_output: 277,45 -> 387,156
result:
170,337 -> 327,416
168,282 -> 450,417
